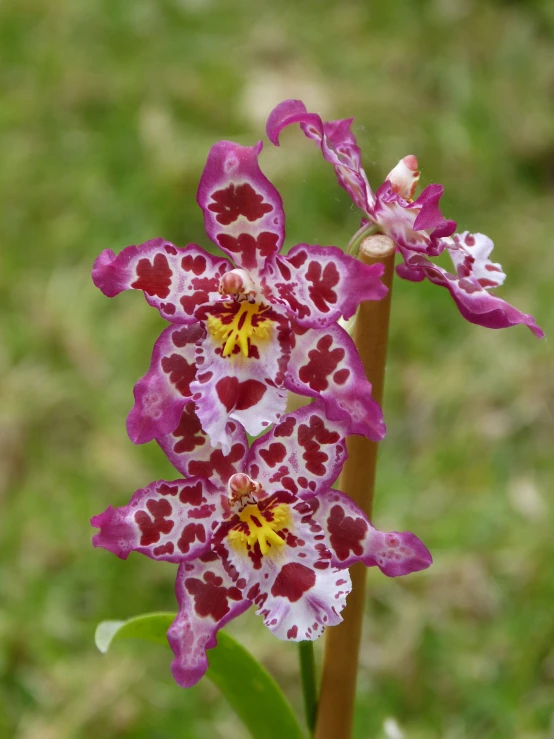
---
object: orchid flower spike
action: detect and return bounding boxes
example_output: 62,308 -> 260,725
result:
92,140 -> 389,454
267,99 -> 544,338
91,402 -> 432,688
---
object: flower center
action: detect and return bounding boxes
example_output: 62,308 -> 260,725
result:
218,268 -> 256,298
228,472 -> 261,503
227,502 -> 290,557
207,301 -> 272,358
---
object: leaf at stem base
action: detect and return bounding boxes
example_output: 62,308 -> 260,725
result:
95,612 -> 306,739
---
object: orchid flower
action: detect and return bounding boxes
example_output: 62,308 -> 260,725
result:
267,100 -> 544,338
92,140 -> 388,454
91,402 -> 432,688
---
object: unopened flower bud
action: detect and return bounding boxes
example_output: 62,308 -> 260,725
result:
386,155 -> 420,200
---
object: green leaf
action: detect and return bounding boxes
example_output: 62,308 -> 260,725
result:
95,612 -> 172,652
95,612 -> 306,739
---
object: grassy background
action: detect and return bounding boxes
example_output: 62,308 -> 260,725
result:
1,0 -> 553,737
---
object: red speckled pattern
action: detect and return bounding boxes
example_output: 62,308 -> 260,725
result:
91,403 -> 431,688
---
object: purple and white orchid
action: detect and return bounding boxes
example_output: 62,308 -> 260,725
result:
267,99 -> 544,338
92,139 -> 388,454
91,402 -> 431,688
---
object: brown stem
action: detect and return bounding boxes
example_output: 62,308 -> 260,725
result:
314,235 -> 396,739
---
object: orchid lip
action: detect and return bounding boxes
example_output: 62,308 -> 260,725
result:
226,500 -> 290,557
227,474 -> 282,551
207,300 -> 273,358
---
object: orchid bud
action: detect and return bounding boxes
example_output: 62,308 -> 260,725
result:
386,155 -> 420,200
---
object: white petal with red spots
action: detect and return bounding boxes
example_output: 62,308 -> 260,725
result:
169,555 -> 251,688
215,492 -> 351,641
246,401 -> 348,498
189,304 -> 292,452
447,231 -> 506,289
91,478 -> 224,563
127,323 -> 204,444
310,489 -> 433,577
263,244 -> 387,328
404,252 -> 544,337
285,322 -> 385,441
197,141 -> 284,275
158,403 -> 249,487
92,239 -> 231,323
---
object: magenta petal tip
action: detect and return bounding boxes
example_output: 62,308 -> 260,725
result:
266,99 -> 308,145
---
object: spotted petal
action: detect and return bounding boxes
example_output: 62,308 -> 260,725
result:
92,239 -> 231,323
169,555 -> 251,688
310,490 -> 433,577
197,141 -> 284,275
246,401 -> 348,498
266,99 -> 374,213
406,253 -> 544,337
447,232 -> 506,289
158,403 -> 249,487
263,244 -> 387,328
190,303 -> 292,453
127,323 -> 204,444
285,323 -> 385,441
215,492 -> 351,642
91,478 -> 224,563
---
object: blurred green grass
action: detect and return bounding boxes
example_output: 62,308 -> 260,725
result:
1,0 -> 553,737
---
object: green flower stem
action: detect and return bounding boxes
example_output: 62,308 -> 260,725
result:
298,641 -> 318,735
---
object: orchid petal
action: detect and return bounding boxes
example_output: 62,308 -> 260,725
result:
190,303 -> 292,452
158,403 -> 249,487
91,478 -> 224,563
246,401 -> 348,498
447,232 -> 506,289
263,244 -> 387,328
310,490 -> 433,577
168,556 -> 251,687
92,239 -> 231,323
266,99 -> 374,213
395,261 -> 426,282
284,323 -> 385,441
411,184 -> 457,239
406,253 -> 544,337
127,323 -> 204,444
215,492 -> 350,642
197,141 -> 284,275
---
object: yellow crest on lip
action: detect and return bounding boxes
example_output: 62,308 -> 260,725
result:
227,503 -> 291,557
207,301 -> 273,358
